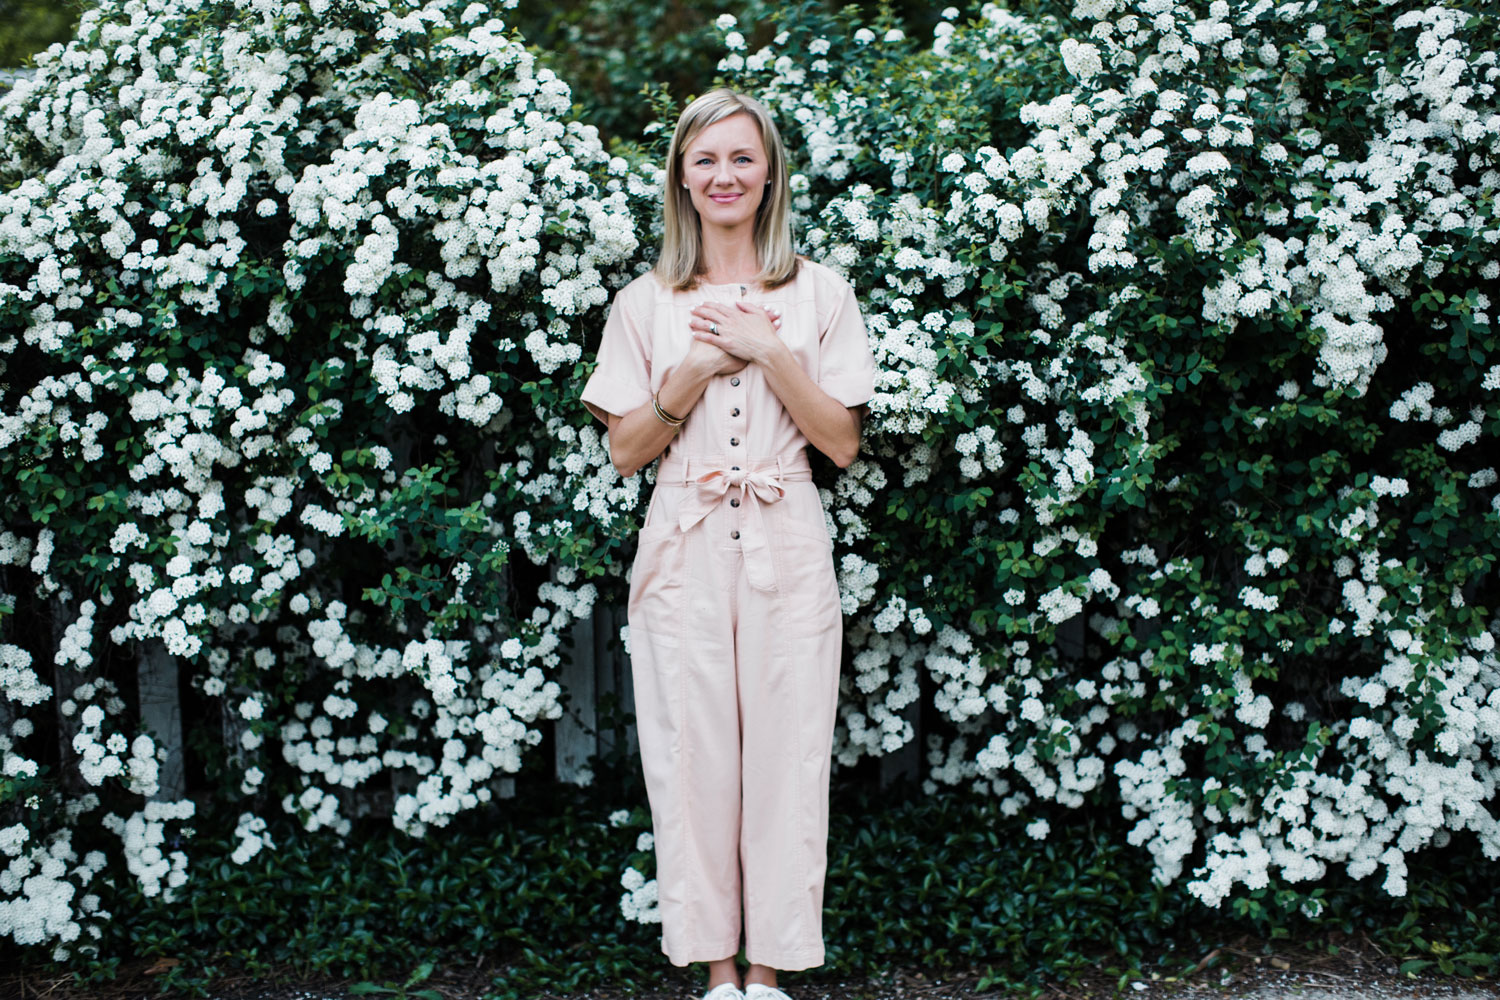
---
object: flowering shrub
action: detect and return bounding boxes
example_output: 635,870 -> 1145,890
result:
0,0 -> 659,956
2,0 -> 1499,964
699,0 -> 1500,921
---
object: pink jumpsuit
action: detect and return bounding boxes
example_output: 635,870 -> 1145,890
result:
581,259 -> 876,971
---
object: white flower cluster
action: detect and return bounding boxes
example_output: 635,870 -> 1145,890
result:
0,644 -> 50,708
287,54 -> 639,411
230,812 -> 275,866
0,823 -> 109,959
1185,626 -> 1500,908
954,426 -> 1005,481
101,799 -> 194,900
618,865 -> 661,924
71,702 -> 160,794
838,618 -> 923,760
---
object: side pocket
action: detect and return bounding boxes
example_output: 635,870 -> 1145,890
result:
778,512 -> 833,549
636,521 -> 681,545
628,487 -> 687,640
635,486 -> 681,545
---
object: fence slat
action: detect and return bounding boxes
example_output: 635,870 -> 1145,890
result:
51,601 -> 86,797
137,641 -> 185,801
556,611 -> 599,785
221,689 -> 247,772
615,609 -> 638,759
1058,615 -> 1085,662
879,697 -> 922,789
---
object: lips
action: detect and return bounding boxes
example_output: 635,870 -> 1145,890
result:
709,193 -> 741,202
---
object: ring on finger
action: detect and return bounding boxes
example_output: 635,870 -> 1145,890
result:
709,322 -> 718,335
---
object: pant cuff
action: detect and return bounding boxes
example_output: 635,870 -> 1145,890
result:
744,946 -> 825,971
664,939 -> 742,967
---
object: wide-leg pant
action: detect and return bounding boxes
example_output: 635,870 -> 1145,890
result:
627,455 -> 843,970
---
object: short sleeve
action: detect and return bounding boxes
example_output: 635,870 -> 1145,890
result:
817,275 -> 877,408
580,285 -> 652,427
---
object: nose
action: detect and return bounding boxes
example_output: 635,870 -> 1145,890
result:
713,160 -> 735,186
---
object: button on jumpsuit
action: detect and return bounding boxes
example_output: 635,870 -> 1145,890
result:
581,259 -> 877,970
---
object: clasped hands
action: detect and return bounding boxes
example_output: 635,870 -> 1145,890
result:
685,301 -> 785,377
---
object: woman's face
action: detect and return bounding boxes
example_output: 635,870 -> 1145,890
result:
680,112 -> 770,235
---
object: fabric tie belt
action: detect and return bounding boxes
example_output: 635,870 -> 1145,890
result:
656,452 -> 813,592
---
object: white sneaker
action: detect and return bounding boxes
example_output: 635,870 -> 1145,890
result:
744,986 -> 794,1000
701,984 -> 745,1000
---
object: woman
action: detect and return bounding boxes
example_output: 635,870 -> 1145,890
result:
581,88 -> 876,1000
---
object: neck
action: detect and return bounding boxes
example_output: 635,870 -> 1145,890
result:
699,225 -> 759,283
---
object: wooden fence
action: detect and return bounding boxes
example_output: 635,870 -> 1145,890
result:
42,598 -> 951,811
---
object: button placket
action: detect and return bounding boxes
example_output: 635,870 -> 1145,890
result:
709,285 -> 752,542
724,342 -> 747,535
728,475 -> 742,539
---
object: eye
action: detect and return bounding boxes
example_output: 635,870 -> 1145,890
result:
735,156 -> 753,164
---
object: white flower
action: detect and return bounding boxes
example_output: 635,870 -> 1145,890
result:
1059,38 -> 1103,81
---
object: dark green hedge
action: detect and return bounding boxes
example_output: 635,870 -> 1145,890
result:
39,775 -> 1500,998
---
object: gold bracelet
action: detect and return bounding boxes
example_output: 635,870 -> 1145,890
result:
652,391 -> 686,427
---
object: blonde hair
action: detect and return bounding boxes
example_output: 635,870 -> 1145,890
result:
654,88 -> 798,291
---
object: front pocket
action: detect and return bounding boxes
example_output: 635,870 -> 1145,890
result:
770,503 -> 841,635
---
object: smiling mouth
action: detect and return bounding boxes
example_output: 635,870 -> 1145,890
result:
709,193 -> 741,202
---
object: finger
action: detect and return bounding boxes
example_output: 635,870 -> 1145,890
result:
735,302 -> 775,327
736,301 -> 776,323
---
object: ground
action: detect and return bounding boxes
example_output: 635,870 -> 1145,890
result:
6,934 -> 1499,1000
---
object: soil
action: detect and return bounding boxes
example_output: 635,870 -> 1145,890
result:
5,933 -> 1498,1000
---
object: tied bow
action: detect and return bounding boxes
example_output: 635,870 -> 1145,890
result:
677,465 -> 788,591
